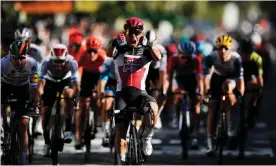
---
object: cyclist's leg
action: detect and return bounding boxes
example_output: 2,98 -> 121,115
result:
114,91 -> 128,164
169,79 -> 183,128
187,76 -> 201,148
206,75 -> 223,154
102,89 -> 114,146
16,84 -> 31,164
40,80 -> 58,156
76,71 -> 98,147
137,91 -> 158,156
63,84 -> 74,143
221,79 -> 238,137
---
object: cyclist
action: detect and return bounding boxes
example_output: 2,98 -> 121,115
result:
15,27 -> 45,136
167,41 -> 203,149
203,35 -> 245,155
1,40 -> 39,164
76,36 -> 107,149
14,27 -> 44,64
97,57 -> 117,147
37,44 -> 80,156
145,30 -> 168,129
106,17 -> 161,164
239,38 -> 264,129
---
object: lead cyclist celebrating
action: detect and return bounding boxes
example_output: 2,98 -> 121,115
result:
106,17 -> 161,164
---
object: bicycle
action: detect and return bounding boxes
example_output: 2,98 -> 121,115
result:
213,92 -> 242,165
114,106 -> 152,165
172,91 -> 191,160
47,90 -> 76,165
1,94 -> 32,165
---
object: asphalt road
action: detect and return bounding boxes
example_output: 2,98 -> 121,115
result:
27,113 -> 274,165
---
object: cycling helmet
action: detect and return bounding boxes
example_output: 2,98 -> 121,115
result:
215,35 -> 232,47
69,32 -> 84,44
178,41 -> 195,55
145,30 -> 157,43
239,38 -> 254,54
14,27 -> 32,40
180,35 -> 189,43
124,17 -> 144,31
9,40 -> 30,59
86,36 -> 103,50
196,41 -> 206,54
50,44 -> 69,61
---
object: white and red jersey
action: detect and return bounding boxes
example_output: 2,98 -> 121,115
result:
113,45 -> 154,91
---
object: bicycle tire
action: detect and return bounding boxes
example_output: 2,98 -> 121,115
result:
179,111 -> 189,160
127,124 -> 139,165
217,112 -> 226,165
11,125 -> 19,165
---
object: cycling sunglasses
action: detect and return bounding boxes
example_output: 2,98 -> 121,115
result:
53,59 -> 65,64
87,48 -> 98,54
127,29 -> 143,36
217,45 -> 229,50
12,54 -> 26,60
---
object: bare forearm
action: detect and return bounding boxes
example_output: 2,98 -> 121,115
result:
150,46 -> 161,60
237,78 -> 245,96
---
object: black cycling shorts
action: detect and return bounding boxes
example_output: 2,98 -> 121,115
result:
80,70 -> 100,97
173,74 -> 197,99
114,87 -> 156,123
210,74 -> 238,100
1,82 -> 30,118
42,78 -> 72,107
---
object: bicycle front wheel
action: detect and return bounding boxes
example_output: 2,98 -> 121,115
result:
128,125 -> 139,165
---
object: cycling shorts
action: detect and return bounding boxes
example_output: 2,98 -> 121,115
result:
210,74 -> 237,100
1,82 -> 30,118
80,70 -> 100,97
172,74 -> 197,99
114,87 -> 156,124
42,78 -> 72,107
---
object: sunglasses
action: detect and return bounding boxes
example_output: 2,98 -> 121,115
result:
87,49 -> 98,54
53,59 -> 65,64
12,55 -> 26,60
127,29 -> 142,36
217,45 -> 229,50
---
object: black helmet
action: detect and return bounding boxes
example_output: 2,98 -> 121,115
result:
239,38 -> 254,54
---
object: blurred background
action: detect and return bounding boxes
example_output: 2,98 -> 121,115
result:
1,1 -> 276,57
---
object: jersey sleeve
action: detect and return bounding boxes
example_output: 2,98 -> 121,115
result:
203,55 -> 213,76
256,54 -> 263,76
99,59 -> 111,81
39,58 -> 49,80
234,56 -> 244,79
193,56 -> 203,75
69,59 -> 79,82
29,58 -> 39,88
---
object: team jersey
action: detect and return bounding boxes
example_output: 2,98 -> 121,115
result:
100,57 -> 117,90
1,55 -> 39,88
100,57 -> 116,81
203,51 -> 243,79
78,49 -> 107,73
28,43 -> 44,63
242,51 -> 263,82
39,55 -> 78,82
167,55 -> 203,78
113,45 -> 155,91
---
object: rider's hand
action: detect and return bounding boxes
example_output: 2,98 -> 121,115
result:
73,98 -> 79,110
140,36 -> 153,48
112,33 -> 127,47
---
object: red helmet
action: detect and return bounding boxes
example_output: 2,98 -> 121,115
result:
124,17 -> 144,31
69,32 -> 84,44
86,36 -> 103,50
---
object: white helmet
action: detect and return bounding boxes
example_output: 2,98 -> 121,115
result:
14,27 -> 32,40
50,44 -> 69,61
145,30 -> 157,43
